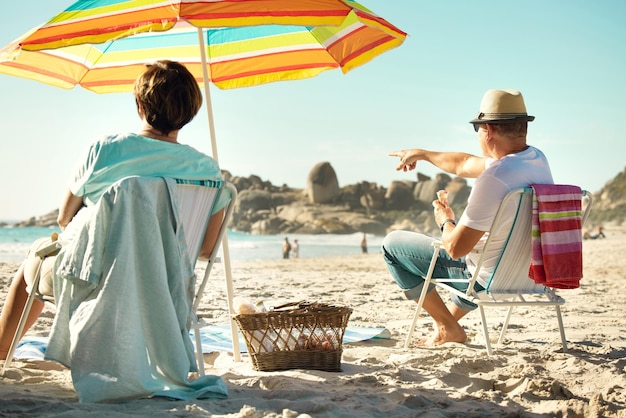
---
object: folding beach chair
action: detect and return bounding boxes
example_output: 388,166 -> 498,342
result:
2,177 -> 239,374
404,186 -> 593,355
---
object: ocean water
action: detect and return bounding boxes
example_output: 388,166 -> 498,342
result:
0,227 -> 383,264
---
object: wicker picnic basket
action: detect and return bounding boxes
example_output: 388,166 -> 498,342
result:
234,301 -> 352,372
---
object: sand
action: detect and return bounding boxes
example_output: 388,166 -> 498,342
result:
1,227 -> 626,417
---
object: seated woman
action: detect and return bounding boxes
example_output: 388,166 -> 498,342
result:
0,60 -> 229,400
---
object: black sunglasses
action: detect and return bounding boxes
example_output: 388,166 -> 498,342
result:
473,123 -> 485,132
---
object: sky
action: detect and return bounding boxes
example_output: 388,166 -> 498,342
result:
1,1 -> 625,221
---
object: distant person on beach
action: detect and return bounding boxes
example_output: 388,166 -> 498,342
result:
0,60 -> 229,361
361,233 -> 368,254
291,239 -> 300,258
584,226 -> 605,240
282,237 -> 292,259
382,89 -> 553,346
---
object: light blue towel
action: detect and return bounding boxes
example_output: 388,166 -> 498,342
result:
44,177 -> 228,403
17,326 -> 391,359
198,324 -> 391,353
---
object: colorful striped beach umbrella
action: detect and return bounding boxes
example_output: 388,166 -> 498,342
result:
0,0 -> 406,159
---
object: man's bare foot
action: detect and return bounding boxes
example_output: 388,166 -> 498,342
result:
415,324 -> 467,347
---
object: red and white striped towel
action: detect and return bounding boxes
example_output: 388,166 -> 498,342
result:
528,184 -> 583,289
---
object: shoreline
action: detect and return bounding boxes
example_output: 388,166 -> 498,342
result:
0,229 -> 386,264
1,228 -> 626,416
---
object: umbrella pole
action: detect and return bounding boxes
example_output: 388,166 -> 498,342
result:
197,29 -> 219,162
197,28 -> 241,363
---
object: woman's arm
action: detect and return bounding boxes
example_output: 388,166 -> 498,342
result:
198,208 -> 225,260
57,189 -> 84,231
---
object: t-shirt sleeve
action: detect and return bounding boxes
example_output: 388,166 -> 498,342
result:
68,141 -> 102,198
458,173 -> 510,232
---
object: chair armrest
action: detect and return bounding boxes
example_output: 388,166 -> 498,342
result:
35,241 -> 62,258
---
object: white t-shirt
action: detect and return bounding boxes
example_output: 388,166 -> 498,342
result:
458,146 -> 553,286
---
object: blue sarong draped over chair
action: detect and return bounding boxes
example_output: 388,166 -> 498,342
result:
45,176 -> 228,402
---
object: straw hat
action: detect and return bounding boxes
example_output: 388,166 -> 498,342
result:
469,89 -> 535,124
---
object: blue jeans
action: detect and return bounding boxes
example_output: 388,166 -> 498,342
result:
381,230 -> 481,311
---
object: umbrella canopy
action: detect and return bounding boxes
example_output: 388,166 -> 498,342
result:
0,0 -> 406,93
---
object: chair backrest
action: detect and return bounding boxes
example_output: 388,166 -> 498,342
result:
471,187 -> 592,296
481,188 -> 543,294
174,180 -> 237,313
175,180 -> 223,264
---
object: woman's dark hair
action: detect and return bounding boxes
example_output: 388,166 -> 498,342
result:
133,60 -> 203,135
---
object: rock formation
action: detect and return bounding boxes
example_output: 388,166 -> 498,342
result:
3,165 -> 468,237
414,173 -> 451,203
11,163 -> 624,235
11,210 -> 59,227
306,162 -> 340,204
385,181 -> 415,210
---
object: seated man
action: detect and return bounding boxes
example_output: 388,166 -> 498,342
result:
383,89 -> 553,346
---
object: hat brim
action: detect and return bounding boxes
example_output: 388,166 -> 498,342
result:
469,115 -> 535,124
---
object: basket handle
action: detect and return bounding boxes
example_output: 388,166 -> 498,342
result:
271,301 -> 345,313
271,300 -> 308,311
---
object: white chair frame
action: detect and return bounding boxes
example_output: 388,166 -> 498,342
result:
404,187 -> 593,355
1,239 -> 60,375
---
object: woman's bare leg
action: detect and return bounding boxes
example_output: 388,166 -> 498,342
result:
0,263 -> 44,360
